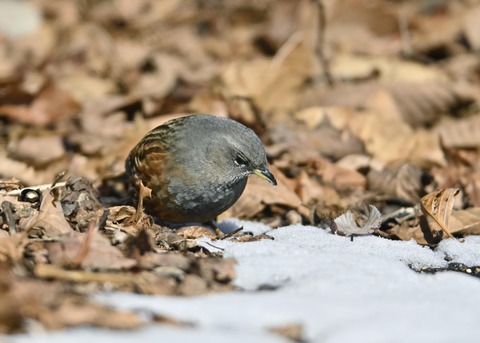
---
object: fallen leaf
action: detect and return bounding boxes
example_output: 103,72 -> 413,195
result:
269,323 -> 304,343
0,81 -> 81,127
420,188 -> 459,240
307,81 -> 472,127
368,162 -> 424,204
45,230 -> 137,270
449,207 -> 480,235
386,221 -> 427,245
176,225 -> 217,239
221,36 -> 316,112
436,114 -> 480,148
19,189 -> 73,236
331,205 -> 382,237
463,5 -> 480,50
12,134 -> 65,166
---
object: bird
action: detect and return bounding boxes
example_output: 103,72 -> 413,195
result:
125,114 -> 277,225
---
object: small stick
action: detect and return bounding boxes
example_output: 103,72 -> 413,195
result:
1,201 -> 16,234
6,182 -> 67,196
313,0 -> 335,86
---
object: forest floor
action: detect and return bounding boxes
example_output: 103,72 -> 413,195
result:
1,0 -> 480,341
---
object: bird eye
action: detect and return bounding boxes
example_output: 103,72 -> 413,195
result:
234,155 -> 248,167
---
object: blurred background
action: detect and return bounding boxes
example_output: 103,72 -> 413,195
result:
1,0 -> 480,231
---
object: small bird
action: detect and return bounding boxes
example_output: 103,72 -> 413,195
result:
125,114 -> 277,224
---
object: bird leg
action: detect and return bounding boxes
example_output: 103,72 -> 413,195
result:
204,220 -> 244,239
204,220 -> 224,238
132,178 -> 152,223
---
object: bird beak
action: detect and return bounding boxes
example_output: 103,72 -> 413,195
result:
253,168 -> 277,186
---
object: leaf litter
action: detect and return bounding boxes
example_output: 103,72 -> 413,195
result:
2,0 -> 480,336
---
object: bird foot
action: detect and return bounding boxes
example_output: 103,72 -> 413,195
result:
130,179 -> 152,223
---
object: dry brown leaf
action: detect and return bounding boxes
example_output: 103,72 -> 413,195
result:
0,81 -> 81,127
294,106 -> 445,167
12,135 -> 65,165
368,162 -> 424,204
177,274 -> 208,296
210,258 -> 236,284
19,189 -> 73,236
463,5 -> 480,50
45,230 -> 137,270
221,36 -> 316,112
386,221 -> 427,245
35,264 -> 178,295
430,143 -> 480,207
436,114 -> 480,148
348,110 -> 445,167
0,271 -> 61,333
313,158 -> 366,192
0,154 -> 40,185
449,207 -> 480,235
176,225 -> 217,239
385,82 -> 472,127
195,258 -> 236,285
420,188 -> 458,240
330,0 -> 398,36
0,177 -> 23,192
131,54 -> 179,98
269,323 -> 304,343
0,234 -> 29,263
13,24 -> 56,66
52,302 -> 143,330
0,262 -> 143,333
153,314 -> 194,327
104,205 -> 153,239
307,81 -> 472,127
269,116 -> 365,162
409,3 -> 464,55
295,170 -> 340,206
138,252 -> 191,270
58,73 -> 118,104
330,54 -> 449,83
156,231 -> 200,252
60,176 -> 102,226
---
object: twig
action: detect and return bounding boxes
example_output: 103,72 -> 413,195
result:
398,5 -> 412,57
203,241 -> 225,251
98,209 -> 110,231
1,201 -> 16,234
6,182 -> 66,196
35,263 -> 138,285
222,227 -> 243,240
52,170 -> 67,188
313,0 -> 335,86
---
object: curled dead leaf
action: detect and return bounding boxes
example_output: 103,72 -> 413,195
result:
331,205 -> 382,237
420,188 -> 458,241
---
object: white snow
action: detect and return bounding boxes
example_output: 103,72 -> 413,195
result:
9,221 -> 480,343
